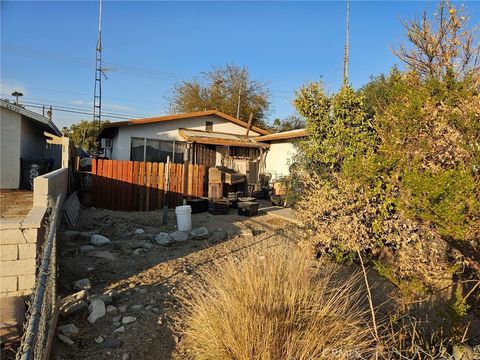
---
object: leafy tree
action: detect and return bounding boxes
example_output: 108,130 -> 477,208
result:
271,115 -> 306,132
171,64 -> 271,128
65,119 -> 109,153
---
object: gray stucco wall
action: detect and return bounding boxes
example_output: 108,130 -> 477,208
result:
0,108 -> 21,188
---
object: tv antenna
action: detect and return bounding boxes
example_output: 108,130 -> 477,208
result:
93,0 -> 103,141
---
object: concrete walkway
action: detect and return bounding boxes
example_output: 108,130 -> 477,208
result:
257,200 -> 302,225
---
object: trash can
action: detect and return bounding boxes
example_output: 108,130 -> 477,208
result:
175,205 -> 192,232
20,158 -> 50,190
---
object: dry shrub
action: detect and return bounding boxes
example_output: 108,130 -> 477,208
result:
180,247 -> 377,360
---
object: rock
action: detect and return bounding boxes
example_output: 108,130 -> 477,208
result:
155,233 -> 170,245
134,287 -> 147,294
88,294 -> 113,305
112,315 -> 122,323
104,289 -> 119,299
95,336 -> 105,344
169,231 -> 189,242
118,305 -> 127,313
86,266 -> 95,272
134,229 -> 145,235
87,299 -> 106,323
141,241 -> 153,250
90,234 -> 111,246
60,299 -> 89,317
239,229 -> 253,237
453,343 -> 474,360
128,239 -> 144,249
227,229 -> 238,238
209,230 -> 227,242
133,248 -> 144,256
113,321 -> 121,328
73,278 -> 91,291
145,305 -> 152,310
191,227 -> 209,240
58,323 -> 79,337
87,250 -> 116,261
72,290 -> 89,300
64,230 -> 98,242
131,304 -> 143,311
106,305 -> 118,314
80,245 -> 95,253
58,333 -> 74,346
122,353 -> 130,360
99,338 -> 123,349
114,326 -> 126,333
121,316 -> 136,324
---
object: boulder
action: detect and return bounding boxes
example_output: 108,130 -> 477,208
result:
169,231 -> 189,242
155,233 -> 170,245
58,323 -> 79,337
87,250 -> 116,261
191,227 -> 209,240
90,234 -> 111,246
79,245 -> 95,254
106,305 -> 118,314
114,326 -> 126,333
72,279 -> 91,291
58,333 -> 74,346
121,316 -> 136,324
60,299 -> 89,317
87,299 -> 106,324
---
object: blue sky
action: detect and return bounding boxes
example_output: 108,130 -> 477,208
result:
1,1 -> 479,129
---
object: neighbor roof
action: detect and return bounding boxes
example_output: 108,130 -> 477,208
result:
0,99 -> 62,136
101,110 -> 270,135
254,128 -> 306,142
179,128 -> 270,148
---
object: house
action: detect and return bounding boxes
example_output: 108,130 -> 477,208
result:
255,128 -> 306,180
0,100 -> 63,189
99,110 -> 271,181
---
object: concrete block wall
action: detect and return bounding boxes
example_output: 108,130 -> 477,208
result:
1,167 -> 67,297
0,208 -> 46,297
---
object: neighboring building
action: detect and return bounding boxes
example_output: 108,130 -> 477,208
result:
0,100 -> 63,189
98,110 -> 270,167
255,128 -> 306,179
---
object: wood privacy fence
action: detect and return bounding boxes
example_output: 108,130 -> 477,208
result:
91,159 -> 207,211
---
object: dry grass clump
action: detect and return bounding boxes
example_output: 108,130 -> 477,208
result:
180,248 -> 377,360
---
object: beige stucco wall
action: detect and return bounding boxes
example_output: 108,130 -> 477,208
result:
0,108 -> 21,188
111,115 -> 261,160
264,140 -> 298,180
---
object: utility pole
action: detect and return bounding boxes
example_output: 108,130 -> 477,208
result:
236,82 -> 242,119
343,0 -> 350,84
93,0 -> 103,143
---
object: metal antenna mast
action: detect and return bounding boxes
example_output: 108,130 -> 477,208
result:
343,0 -> 350,84
93,0 -> 103,142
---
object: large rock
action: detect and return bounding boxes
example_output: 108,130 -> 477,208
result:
87,299 -> 106,324
121,316 -> 136,324
60,299 -> 89,317
90,234 -> 111,246
58,323 -> 79,337
87,250 -> 116,261
169,231 -> 189,242
191,227 -> 209,240
155,233 -> 170,245
73,279 -> 91,291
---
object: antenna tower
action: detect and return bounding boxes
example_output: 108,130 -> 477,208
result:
93,0 -> 103,142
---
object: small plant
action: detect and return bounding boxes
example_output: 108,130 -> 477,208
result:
180,248 -> 377,360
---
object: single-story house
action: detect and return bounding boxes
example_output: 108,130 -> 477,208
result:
0,100 -> 63,189
255,128 -> 306,180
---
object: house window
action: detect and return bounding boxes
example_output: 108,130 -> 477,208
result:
206,121 -> 213,132
130,137 -> 186,163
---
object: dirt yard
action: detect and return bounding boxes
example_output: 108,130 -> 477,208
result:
52,206 -> 302,360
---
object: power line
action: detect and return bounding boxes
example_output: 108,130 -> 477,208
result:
20,103 -> 134,120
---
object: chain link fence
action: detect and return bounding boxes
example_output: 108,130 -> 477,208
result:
15,194 -> 61,360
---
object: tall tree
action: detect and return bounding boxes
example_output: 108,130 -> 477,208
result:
171,64 -> 271,128
271,115 -> 306,132
65,119 -> 109,153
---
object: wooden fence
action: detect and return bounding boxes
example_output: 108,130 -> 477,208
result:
91,159 -> 207,211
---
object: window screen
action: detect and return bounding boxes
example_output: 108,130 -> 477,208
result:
130,137 -> 186,163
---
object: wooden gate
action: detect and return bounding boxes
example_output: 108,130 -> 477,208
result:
91,159 -> 206,211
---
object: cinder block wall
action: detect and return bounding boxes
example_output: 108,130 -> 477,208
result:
0,208 -> 46,297
0,168 -> 67,298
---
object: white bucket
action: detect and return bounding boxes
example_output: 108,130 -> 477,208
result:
175,205 -> 192,232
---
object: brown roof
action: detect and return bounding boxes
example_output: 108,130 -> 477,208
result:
102,110 -> 270,135
179,128 -> 270,148
254,128 -> 306,142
